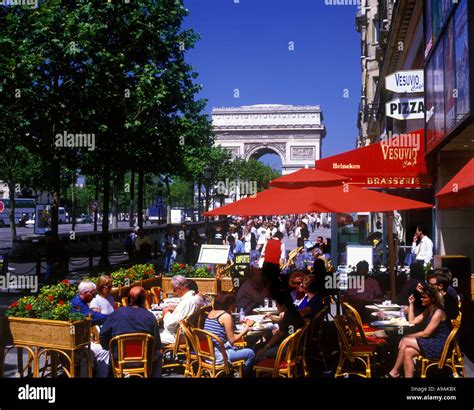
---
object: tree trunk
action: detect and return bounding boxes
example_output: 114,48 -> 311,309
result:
137,169 -> 144,228
129,170 -> 135,228
164,176 -> 171,224
93,179 -> 99,232
111,174 -> 119,230
99,165 -> 111,267
197,179 -> 202,222
71,173 -> 76,232
50,156 -> 61,236
7,180 -> 17,240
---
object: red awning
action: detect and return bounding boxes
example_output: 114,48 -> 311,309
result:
435,158 -> 474,209
315,129 -> 431,189
269,168 -> 349,188
204,185 -> 432,216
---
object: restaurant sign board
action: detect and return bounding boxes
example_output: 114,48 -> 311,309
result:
386,97 -> 425,120
385,70 -> 424,93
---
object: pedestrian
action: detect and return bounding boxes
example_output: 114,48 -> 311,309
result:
44,231 -> 65,284
411,225 -> 433,266
162,225 -> 181,272
261,231 -> 286,297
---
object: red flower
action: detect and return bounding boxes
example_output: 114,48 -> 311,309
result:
207,266 -> 212,271
46,295 -> 54,301
58,300 -> 65,305
9,301 -> 18,308
179,264 -> 185,269
61,279 -> 69,285
25,304 -> 33,311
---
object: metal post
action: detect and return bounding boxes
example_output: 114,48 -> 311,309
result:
88,248 -> 94,270
382,212 -> 387,265
330,213 -> 338,265
387,211 -> 396,300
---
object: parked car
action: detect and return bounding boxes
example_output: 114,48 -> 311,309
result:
76,214 -> 93,224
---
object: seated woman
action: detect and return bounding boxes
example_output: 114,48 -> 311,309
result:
288,271 -> 306,307
384,285 -> 450,378
90,275 -> 115,315
297,274 -> 323,320
203,291 -> 255,376
256,290 -> 305,360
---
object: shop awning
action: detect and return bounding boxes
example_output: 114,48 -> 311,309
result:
269,167 -> 349,188
435,158 -> 474,209
315,129 -> 431,189
204,184 -> 432,216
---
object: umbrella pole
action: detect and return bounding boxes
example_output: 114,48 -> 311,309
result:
387,211 -> 396,300
330,213 -> 340,314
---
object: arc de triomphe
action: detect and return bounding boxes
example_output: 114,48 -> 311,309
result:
212,104 -> 326,174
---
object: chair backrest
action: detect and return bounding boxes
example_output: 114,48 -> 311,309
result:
437,320 -> 461,368
342,303 -> 367,344
333,315 -> 357,362
192,328 -> 231,374
305,306 -> 329,355
150,286 -> 162,305
109,333 -> 155,377
272,327 -> 305,377
341,302 -> 363,328
197,305 -> 213,329
180,320 -> 198,356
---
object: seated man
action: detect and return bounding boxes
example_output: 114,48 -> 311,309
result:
236,268 -> 270,315
160,276 -> 199,345
71,281 -> 110,377
100,286 -> 162,377
428,270 -> 459,322
346,260 -> 382,303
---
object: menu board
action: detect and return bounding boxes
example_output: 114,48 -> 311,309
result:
232,253 -> 250,278
197,244 -> 230,265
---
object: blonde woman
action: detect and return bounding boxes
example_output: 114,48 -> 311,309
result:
90,275 -> 115,315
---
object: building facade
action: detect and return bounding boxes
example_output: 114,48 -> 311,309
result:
212,104 -> 326,175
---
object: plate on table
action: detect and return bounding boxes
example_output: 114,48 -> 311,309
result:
373,303 -> 401,310
254,307 -> 278,314
371,319 -> 413,327
371,311 -> 401,318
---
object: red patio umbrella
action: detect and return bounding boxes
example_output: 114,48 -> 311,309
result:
205,184 -> 432,216
269,167 -> 349,188
435,158 -> 474,209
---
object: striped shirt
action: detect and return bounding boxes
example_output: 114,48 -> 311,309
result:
203,313 -> 227,344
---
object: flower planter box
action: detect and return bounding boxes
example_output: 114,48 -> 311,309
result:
162,277 -> 218,297
141,275 -> 162,289
3,317 -> 91,350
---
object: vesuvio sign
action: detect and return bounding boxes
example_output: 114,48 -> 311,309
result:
315,129 -> 431,189
385,70 -> 424,93
386,97 -> 425,120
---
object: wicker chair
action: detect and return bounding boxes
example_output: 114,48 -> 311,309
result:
333,314 -> 378,378
418,319 -> 465,378
161,322 -> 187,373
179,320 -> 199,377
192,328 -> 245,378
254,327 -> 305,378
150,286 -> 162,305
109,333 -> 155,378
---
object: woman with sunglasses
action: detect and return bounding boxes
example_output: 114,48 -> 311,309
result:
384,284 -> 450,378
90,275 -> 115,315
288,271 -> 305,307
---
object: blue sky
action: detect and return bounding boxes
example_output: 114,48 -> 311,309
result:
183,0 -> 361,171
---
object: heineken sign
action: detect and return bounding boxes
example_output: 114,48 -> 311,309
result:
386,97 -> 425,120
385,70 -> 424,94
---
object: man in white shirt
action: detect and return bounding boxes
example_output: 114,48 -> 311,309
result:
160,276 -> 199,345
411,225 -> 433,265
